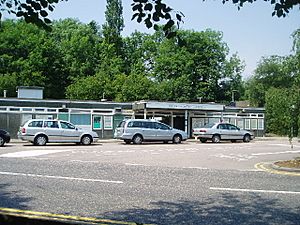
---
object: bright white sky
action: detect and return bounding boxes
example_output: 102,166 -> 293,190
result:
7,0 -> 300,79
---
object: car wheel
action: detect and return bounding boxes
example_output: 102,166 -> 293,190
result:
124,140 -> 131,144
243,134 -> 251,142
173,134 -> 182,144
212,134 -> 221,143
34,135 -> 47,146
0,136 -> 5,147
81,135 -> 92,145
132,134 -> 143,144
199,138 -> 207,143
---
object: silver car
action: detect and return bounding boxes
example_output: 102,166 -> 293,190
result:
114,119 -> 188,144
18,119 -> 99,146
192,122 -> 254,143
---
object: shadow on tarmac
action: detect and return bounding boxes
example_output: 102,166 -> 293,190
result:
102,193 -> 300,225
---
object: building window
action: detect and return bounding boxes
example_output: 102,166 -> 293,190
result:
70,114 -> 91,125
251,119 -> 257,129
258,119 -> 264,130
93,115 -> 102,129
245,119 -> 251,130
104,116 -> 113,130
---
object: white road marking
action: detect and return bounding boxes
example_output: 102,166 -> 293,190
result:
0,171 -> 123,184
252,150 -> 300,156
184,167 -> 209,170
269,144 -> 300,148
0,150 -> 69,158
210,187 -> 300,195
125,163 -> 145,166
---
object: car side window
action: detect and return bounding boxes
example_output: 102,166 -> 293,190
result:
28,121 -> 43,128
155,122 -> 169,130
60,122 -> 75,129
218,124 -> 228,130
132,121 -> 142,128
44,121 -> 59,128
228,124 -> 238,130
143,122 -> 153,129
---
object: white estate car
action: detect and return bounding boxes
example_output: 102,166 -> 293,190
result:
114,119 -> 188,144
18,119 -> 99,146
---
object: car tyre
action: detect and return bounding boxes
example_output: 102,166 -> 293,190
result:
243,134 -> 251,143
0,136 -> 5,147
81,135 -> 92,145
34,135 -> 47,146
132,134 -> 143,144
199,138 -> 207,143
173,134 -> 182,144
212,134 -> 221,143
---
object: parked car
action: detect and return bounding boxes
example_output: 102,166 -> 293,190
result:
192,122 -> 254,143
114,119 -> 188,144
18,119 -> 99,146
0,129 -> 11,147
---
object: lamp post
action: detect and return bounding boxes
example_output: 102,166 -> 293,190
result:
231,90 -> 238,102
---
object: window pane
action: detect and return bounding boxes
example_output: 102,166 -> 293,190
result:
104,116 -> 113,130
93,116 -> 102,129
71,114 -> 91,125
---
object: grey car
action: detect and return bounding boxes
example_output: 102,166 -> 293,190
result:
18,119 -> 99,146
114,119 -> 188,144
192,122 -> 254,143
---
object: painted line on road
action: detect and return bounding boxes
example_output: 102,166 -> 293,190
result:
0,150 -> 70,158
210,187 -> 300,195
255,163 -> 300,176
125,163 -> 146,166
252,150 -> 300,156
0,171 -> 123,184
0,207 -> 153,225
184,166 -> 209,170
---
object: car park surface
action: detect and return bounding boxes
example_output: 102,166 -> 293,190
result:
0,138 -> 299,225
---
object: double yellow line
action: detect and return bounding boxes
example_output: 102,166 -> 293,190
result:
255,163 -> 300,176
0,207 -> 154,225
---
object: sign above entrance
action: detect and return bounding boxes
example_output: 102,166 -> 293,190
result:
144,101 -> 224,111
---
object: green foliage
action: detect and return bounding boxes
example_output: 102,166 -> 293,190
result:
0,20 -> 67,98
102,0 -> 124,56
247,55 -> 297,107
266,87 -> 299,137
0,18 -> 245,103
247,28 -> 300,136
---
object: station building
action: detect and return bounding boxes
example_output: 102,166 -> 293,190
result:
0,87 -> 265,139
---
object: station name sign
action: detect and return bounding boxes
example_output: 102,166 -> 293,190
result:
145,102 -> 224,111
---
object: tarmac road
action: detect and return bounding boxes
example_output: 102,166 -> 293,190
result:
0,138 -> 299,224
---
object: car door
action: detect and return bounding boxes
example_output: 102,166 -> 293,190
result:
217,124 -> 230,140
154,122 -> 171,140
43,120 -> 60,142
140,121 -> 156,141
227,124 -> 243,140
60,121 -> 80,142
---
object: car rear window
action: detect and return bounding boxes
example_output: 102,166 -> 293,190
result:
203,123 -> 215,128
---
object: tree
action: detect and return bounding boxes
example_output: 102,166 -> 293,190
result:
102,0 -> 124,55
247,55 -> 296,106
0,19 -> 67,98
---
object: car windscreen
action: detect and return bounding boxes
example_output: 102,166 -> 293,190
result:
117,121 -> 126,128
